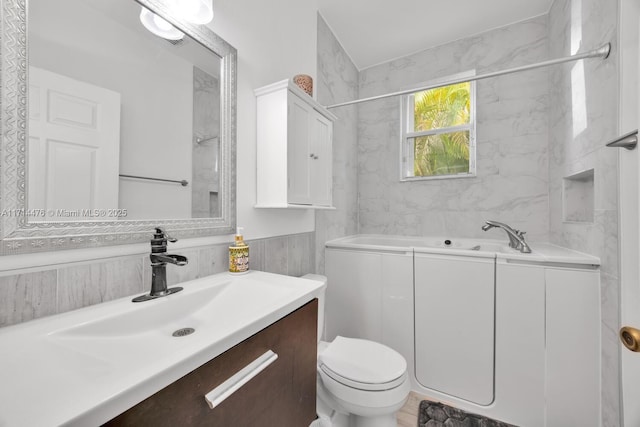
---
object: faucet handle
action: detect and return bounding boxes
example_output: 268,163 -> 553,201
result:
153,227 -> 178,243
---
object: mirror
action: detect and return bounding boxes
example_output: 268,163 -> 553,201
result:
0,0 -> 237,254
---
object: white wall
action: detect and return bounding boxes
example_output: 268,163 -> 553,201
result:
204,0 -> 319,240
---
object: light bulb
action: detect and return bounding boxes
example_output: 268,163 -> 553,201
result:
139,7 -> 184,41
178,0 -> 213,25
152,14 -> 174,31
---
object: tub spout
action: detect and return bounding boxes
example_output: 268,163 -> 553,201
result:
481,220 -> 531,254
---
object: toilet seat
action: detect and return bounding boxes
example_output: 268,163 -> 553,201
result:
318,336 -> 407,391
320,364 -> 407,391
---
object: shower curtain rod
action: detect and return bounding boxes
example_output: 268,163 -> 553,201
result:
324,43 -> 611,110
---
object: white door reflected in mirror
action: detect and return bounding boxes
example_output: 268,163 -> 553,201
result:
28,0 -> 222,221
28,66 -> 121,222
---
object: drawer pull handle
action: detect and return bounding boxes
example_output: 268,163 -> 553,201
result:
204,350 -> 278,409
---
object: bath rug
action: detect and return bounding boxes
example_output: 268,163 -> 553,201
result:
418,400 -> 518,427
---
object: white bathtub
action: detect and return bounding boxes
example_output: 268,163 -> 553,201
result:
327,233 -> 600,264
325,234 -> 601,427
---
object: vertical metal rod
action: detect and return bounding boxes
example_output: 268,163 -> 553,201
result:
324,43 -> 611,110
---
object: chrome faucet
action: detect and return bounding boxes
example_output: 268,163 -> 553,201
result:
481,220 -> 532,253
132,227 -> 188,302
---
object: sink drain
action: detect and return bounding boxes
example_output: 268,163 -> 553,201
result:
172,327 -> 195,337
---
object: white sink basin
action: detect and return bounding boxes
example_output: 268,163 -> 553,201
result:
52,281 -> 234,339
47,275 -> 309,367
0,271 -> 324,427
51,275 -> 297,340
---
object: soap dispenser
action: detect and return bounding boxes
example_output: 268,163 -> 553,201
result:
229,227 -> 249,273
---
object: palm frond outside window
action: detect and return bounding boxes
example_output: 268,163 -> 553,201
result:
401,73 -> 476,180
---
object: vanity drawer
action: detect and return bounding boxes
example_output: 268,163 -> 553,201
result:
104,299 -> 318,427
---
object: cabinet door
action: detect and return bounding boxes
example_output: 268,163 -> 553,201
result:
104,300 -> 318,427
310,114 -> 333,206
287,94 -> 313,205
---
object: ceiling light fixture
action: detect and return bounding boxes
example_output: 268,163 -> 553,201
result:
139,0 -> 213,41
139,7 -> 184,41
178,0 -> 214,25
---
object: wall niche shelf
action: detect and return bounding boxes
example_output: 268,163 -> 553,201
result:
562,169 -> 595,223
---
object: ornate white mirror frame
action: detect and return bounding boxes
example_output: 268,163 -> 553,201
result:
0,0 -> 237,255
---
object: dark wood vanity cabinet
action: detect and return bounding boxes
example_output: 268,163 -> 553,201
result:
104,299 -> 318,427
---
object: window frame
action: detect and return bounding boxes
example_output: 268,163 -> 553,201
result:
400,70 -> 477,182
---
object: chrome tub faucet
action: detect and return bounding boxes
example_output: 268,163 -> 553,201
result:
481,220 -> 532,253
132,227 -> 188,302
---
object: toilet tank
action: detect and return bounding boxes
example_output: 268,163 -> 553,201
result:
302,274 -> 326,342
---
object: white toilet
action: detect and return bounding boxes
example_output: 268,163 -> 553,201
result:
303,274 -> 410,427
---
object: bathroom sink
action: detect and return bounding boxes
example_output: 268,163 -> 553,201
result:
52,281 -> 234,339
51,276 -> 295,340
0,271 -> 324,427
46,273 -> 311,366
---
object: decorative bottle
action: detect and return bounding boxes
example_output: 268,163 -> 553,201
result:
229,227 -> 249,273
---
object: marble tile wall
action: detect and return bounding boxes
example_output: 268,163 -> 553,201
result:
0,232 -> 315,328
315,14 -> 359,273
547,0 -> 620,425
192,66 -> 221,218
357,16 -> 550,241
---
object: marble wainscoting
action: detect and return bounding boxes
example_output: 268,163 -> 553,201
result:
0,232 -> 315,328
315,14 -> 359,275
357,15 -> 550,242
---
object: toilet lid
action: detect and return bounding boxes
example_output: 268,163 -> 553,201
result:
319,336 -> 407,389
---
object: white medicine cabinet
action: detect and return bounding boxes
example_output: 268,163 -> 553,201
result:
255,80 -> 336,209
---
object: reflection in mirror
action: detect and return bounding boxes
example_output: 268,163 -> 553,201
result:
0,0 -> 235,255
28,0 -> 221,221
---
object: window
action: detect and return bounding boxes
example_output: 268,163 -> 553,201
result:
401,72 -> 476,180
